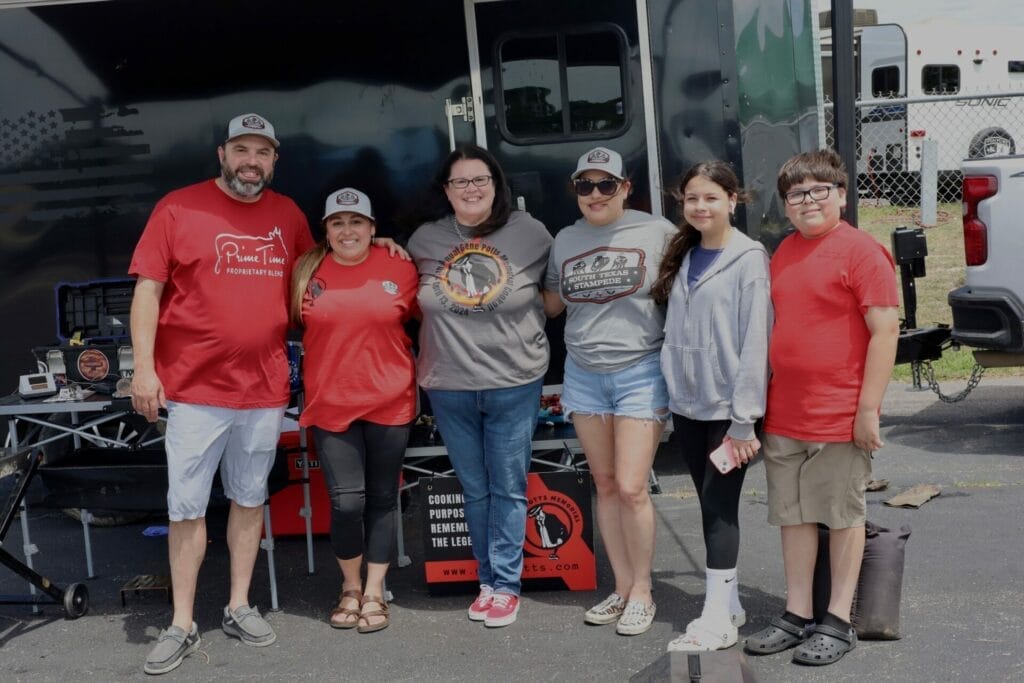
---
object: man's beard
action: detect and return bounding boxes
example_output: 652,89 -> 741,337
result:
221,162 -> 273,198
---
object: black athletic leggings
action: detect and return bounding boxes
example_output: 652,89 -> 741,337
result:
311,421 -> 410,564
673,414 -> 748,569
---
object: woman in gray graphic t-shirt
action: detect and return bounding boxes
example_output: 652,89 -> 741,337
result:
407,144 -> 552,628
542,147 -> 675,636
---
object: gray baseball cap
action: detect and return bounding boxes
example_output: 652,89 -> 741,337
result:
226,113 -> 279,148
323,187 -> 374,221
571,146 -> 624,179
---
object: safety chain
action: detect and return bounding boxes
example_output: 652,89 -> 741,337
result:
920,360 -> 986,403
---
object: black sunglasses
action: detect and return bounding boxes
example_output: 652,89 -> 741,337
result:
573,178 -> 621,197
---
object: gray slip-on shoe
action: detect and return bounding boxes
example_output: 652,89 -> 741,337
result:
222,605 -> 277,646
144,622 -> 200,675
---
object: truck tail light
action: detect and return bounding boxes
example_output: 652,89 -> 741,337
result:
962,175 -> 997,266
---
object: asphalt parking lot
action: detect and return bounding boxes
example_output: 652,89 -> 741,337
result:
2,379 -> 1022,682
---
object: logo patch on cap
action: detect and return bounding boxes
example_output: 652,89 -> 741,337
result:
336,190 -> 360,205
587,149 -> 610,164
241,115 -> 266,130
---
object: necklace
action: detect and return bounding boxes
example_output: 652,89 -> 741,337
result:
451,215 -> 472,242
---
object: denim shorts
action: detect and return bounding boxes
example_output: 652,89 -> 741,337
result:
561,352 -> 670,421
164,401 -> 286,521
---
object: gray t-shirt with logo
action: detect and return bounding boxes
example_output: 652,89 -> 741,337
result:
545,209 -> 675,372
409,210 -> 553,390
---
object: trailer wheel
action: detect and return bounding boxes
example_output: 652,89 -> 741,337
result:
968,127 -> 1015,159
63,582 -> 89,619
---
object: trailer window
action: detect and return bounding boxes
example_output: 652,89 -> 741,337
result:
871,66 -> 900,97
497,27 -> 627,142
1009,61 -> 1024,74
500,36 -> 563,136
921,65 -> 960,94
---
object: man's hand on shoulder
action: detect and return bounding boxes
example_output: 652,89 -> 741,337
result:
373,237 -> 411,261
131,367 -> 166,423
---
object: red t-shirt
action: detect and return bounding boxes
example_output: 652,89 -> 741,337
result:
129,180 -> 314,408
765,221 -> 898,441
298,247 -> 419,432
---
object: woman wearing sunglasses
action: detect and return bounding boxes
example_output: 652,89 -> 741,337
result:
407,144 -> 552,628
543,147 -> 675,635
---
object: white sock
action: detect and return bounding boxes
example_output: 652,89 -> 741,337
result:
701,567 -> 737,626
729,572 -> 743,616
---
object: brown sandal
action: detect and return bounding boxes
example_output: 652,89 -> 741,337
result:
357,595 -> 390,634
330,589 -> 362,629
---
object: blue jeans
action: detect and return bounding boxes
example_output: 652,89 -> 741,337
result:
426,377 -> 543,595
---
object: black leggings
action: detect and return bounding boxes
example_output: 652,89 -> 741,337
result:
311,421 -> 410,564
674,414 -> 748,569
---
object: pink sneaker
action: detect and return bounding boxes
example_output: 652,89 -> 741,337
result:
468,586 -> 494,621
484,592 -> 520,628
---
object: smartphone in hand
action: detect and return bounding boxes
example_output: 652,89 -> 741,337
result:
709,438 -> 738,474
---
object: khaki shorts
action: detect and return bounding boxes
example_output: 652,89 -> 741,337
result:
763,433 -> 872,529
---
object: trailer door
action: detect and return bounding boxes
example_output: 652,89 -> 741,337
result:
461,0 -> 661,233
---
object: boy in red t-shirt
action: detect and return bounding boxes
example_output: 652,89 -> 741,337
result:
744,150 -> 899,666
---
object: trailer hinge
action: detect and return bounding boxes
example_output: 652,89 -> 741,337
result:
445,96 -> 475,123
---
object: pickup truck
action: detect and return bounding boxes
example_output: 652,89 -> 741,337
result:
948,155 -> 1024,356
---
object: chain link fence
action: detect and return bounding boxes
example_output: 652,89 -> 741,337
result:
823,90 -> 1024,207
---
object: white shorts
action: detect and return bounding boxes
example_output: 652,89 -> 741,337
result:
164,401 -> 286,521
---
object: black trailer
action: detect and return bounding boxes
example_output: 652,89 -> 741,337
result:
0,0 -> 819,386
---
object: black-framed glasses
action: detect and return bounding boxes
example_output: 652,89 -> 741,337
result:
447,175 -> 492,189
784,183 -> 840,205
573,178 -> 621,197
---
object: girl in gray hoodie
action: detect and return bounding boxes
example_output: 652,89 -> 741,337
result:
653,161 -> 772,653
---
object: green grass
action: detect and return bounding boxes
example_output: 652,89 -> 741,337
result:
857,202 -> 1021,381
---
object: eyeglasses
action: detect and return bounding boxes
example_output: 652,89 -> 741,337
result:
447,175 -> 492,189
784,183 -> 841,205
573,178 -> 621,197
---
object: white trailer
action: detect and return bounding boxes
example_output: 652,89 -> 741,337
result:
821,17 -> 1024,198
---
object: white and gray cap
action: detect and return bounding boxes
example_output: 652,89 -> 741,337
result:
571,146 -> 625,180
226,113 -> 280,148
323,187 -> 374,221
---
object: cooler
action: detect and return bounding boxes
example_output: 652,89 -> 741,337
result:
267,431 -> 331,536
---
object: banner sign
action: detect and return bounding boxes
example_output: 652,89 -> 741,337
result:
421,471 -> 596,591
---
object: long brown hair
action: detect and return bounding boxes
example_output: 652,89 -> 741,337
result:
651,161 -> 747,305
404,144 -> 512,239
289,243 -> 330,328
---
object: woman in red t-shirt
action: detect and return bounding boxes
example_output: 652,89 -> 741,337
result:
290,187 -> 418,634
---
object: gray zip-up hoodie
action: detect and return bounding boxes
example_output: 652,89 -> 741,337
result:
659,229 -> 772,441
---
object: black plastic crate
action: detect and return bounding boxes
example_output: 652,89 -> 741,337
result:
54,278 -> 134,343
